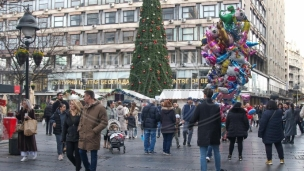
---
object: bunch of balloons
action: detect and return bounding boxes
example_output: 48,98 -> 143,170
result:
202,6 -> 259,103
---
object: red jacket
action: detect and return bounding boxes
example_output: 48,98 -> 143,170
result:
246,106 -> 253,119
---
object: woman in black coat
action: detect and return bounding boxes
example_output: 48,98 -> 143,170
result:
258,100 -> 284,165
226,102 -> 249,161
160,100 -> 176,155
62,100 -> 83,171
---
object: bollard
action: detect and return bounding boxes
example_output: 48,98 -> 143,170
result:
9,132 -> 20,155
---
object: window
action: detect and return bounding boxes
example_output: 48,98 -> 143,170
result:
123,11 -> 134,22
182,28 -> 194,41
168,51 -> 176,63
105,0 -> 116,4
71,0 -> 81,7
88,0 -> 98,5
39,0 -> 48,10
182,7 -> 197,19
0,58 -> 6,67
165,28 -> 176,41
203,5 -> 215,17
0,22 -> 3,31
162,8 -> 174,20
8,20 -> 17,30
55,55 -> 67,66
123,53 -> 132,65
54,16 -> 64,27
54,35 -> 66,46
0,39 -> 4,50
8,38 -> 17,49
38,18 -> 48,28
54,0 -> 64,8
71,15 -> 82,26
105,32 -> 115,44
23,1 -> 34,11
86,54 -> 100,66
108,53 -> 119,65
105,12 -> 116,24
70,34 -> 80,45
9,3 -> 21,13
200,26 -> 208,35
87,33 -> 97,45
182,51 -> 197,63
72,54 -> 83,66
87,14 -> 99,25
123,31 -> 133,43
37,36 -> 48,48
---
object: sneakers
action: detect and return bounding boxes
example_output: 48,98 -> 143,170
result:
280,159 -> 284,164
265,160 -> 272,165
177,145 -> 180,148
20,157 -> 28,162
239,156 -> 242,161
32,153 -> 37,160
228,155 -> 232,160
58,154 -> 63,161
125,135 -> 129,139
163,152 -> 171,155
187,144 -> 191,147
206,157 -> 210,162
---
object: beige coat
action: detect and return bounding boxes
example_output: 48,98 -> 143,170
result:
78,101 -> 108,151
130,107 -> 139,126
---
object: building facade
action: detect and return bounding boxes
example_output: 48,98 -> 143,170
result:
0,0 -> 286,105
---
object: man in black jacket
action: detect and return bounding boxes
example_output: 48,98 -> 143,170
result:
141,99 -> 160,154
189,88 -> 226,171
43,101 -> 54,135
52,92 -> 69,113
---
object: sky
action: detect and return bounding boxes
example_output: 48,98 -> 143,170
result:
285,0 -> 304,55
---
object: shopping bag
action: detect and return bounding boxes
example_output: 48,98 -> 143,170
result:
141,134 -> 144,141
16,123 -> 24,132
42,119 -> 46,127
24,119 -> 37,136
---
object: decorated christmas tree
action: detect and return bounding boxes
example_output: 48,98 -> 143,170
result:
129,0 -> 173,98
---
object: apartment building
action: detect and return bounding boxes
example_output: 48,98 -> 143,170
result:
0,0 -> 287,104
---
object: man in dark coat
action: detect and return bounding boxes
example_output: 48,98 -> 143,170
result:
43,101 -> 54,136
52,92 -> 69,113
295,106 -> 304,134
181,97 -> 195,146
189,88 -> 226,171
141,99 -> 160,154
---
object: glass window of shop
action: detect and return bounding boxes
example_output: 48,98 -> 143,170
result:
55,55 -> 67,66
162,8 -> 174,20
182,50 -> 197,64
123,53 -> 132,65
166,28 -> 176,42
93,71 -> 130,89
182,6 -> 197,19
85,54 -> 100,67
174,70 -> 209,89
72,54 -> 84,66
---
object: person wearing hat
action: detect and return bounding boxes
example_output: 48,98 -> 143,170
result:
181,97 -> 195,146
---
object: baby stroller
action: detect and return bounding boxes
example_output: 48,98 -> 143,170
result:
107,119 -> 126,154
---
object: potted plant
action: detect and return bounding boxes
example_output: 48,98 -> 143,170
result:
31,84 -> 35,90
15,48 -> 29,66
32,50 -> 44,66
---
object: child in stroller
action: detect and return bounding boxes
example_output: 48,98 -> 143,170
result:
107,119 -> 126,154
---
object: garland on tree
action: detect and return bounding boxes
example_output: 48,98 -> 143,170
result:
128,0 -> 173,98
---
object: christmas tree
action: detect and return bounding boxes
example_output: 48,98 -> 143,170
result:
129,0 -> 173,98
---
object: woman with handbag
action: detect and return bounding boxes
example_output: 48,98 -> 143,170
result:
226,102 -> 249,161
16,99 -> 38,162
258,100 -> 284,165
62,100 -> 83,171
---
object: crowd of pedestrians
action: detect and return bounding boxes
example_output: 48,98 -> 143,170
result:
14,88 -> 304,171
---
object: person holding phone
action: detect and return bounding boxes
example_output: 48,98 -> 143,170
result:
16,99 -> 38,162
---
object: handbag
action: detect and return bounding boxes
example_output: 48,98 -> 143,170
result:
16,123 -> 24,132
24,119 -> 38,136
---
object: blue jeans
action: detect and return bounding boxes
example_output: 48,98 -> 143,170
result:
200,145 -> 221,171
206,145 -> 213,158
134,127 -> 137,137
79,149 -> 98,171
55,134 -> 63,155
157,122 -> 161,137
183,121 -> 193,144
162,133 -> 174,154
144,128 -> 156,152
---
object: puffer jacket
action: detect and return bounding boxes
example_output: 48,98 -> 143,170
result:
226,108 -> 249,138
51,109 -> 68,135
142,104 -> 160,129
160,107 -> 176,133
62,112 -> 81,142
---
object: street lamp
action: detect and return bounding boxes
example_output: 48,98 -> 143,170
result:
16,5 -> 39,99
293,83 -> 299,106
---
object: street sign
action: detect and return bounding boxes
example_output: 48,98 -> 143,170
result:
14,86 -> 20,94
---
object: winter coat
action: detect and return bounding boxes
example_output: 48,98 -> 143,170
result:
16,109 -> 37,152
116,105 -> 125,118
174,107 -> 182,116
182,104 -> 195,122
51,109 -> 68,135
226,108 -> 249,138
116,105 -> 127,131
125,115 -> 136,129
141,104 -> 160,129
160,107 -> 176,134
52,99 -> 69,113
256,108 -> 263,119
43,104 -> 53,120
258,109 -> 284,144
62,112 -> 81,142
189,98 -> 221,146
294,107 -> 302,122
101,107 -> 112,136
130,107 -> 139,126
78,101 -> 108,151
282,108 -> 297,136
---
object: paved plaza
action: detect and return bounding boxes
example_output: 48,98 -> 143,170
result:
0,124 -> 304,171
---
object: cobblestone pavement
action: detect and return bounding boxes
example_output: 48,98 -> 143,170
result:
0,124 -> 304,171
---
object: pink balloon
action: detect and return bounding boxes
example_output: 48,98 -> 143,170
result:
217,90 -> 237,101
241,94 -> 250,101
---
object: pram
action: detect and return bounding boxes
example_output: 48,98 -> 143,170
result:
107,119 -> 126,154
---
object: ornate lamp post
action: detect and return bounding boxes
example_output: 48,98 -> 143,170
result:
16,5 -> 39,99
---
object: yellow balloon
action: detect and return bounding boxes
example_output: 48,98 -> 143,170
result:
242,20 -> 250,32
